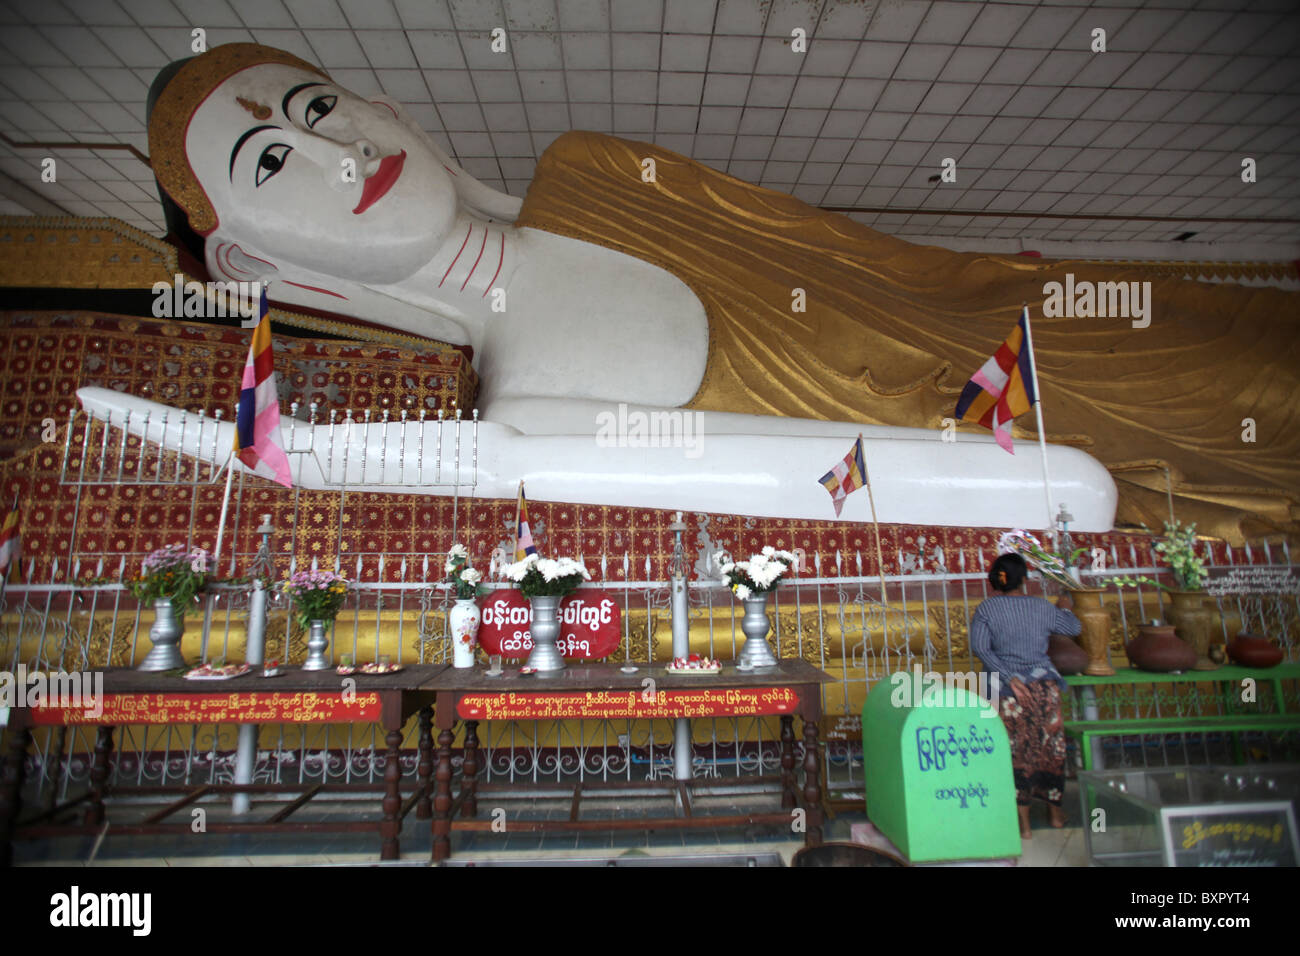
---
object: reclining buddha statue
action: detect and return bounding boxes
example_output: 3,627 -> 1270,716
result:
81,43 -> 1297,541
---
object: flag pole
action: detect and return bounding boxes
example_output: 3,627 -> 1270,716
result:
0,491 -> 16,603
1019,302 -> 1057,550
858,435 -> 889,607
201,454 -> 235,663
212,454 -> 235,575
513,479 -> 523,561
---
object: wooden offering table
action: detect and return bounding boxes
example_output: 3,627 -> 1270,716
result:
0,664 -> 446,865
426,660 -> 832,862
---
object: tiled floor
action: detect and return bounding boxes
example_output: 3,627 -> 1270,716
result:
12,783 -> 1092,867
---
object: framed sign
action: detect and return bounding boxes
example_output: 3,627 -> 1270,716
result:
1161,803 -> 1300,867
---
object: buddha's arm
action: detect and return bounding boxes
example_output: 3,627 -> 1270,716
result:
77,389 -> 1118,532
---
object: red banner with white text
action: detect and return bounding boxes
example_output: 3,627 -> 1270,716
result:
476,589 -> 621,659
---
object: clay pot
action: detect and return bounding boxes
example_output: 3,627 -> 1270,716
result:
1068,588 -> 1114,676
1165,590 -> 1218,671
1227,632 -> 1284,669
1126,624 -> 1198,673
1048,633 -> 1089,675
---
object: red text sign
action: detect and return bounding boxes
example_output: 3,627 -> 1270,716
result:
477,589 -> 622,659
456,687 -> 799,720
30,692 -> 383,725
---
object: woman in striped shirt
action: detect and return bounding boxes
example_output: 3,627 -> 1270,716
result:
970,552 -> 1082,838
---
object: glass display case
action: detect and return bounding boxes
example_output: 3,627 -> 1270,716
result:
1079,764 -> 1299,867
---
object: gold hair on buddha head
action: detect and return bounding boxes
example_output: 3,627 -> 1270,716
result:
148,43 -> 328,235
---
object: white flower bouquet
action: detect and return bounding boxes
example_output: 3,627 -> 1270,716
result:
500,552 -> 591,598
444,543 -> 485,600
996,529 -> 1088,589
714,545 -> 798,600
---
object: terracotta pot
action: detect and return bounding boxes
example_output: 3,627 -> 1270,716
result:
1048,633 -> 1089,675
1126,624 -> 1198,673
1165,590 -> 1218,671
1068,588 -> 1114,676
1227,632 -> 1284,669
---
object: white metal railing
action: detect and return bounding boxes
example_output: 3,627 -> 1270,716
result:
3,536 -> 1297,801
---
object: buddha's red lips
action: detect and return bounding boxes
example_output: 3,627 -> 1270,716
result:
352,150 -> 405,215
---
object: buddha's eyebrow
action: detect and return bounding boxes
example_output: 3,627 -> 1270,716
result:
229,124 -> 277,181
282,82 -> 325,118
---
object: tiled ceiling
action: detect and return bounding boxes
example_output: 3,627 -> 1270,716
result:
0,0 -> 1297,252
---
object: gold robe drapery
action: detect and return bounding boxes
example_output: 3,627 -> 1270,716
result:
516,132 -> 1300,544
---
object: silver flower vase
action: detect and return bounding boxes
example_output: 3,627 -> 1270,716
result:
526,595 -> 566,672
139,597 -> 188,671
302,619 -> 332,671
738,593 -> 778,669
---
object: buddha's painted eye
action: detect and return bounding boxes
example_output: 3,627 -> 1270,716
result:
255,143 -> 292,186
306,94 -> 336,129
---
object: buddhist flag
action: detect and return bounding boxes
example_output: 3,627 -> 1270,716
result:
515,483 -> 538,561
954,307 -> 1037,454
0,498 -> 19,579
819,437 -> 867,518
234,291 -> 292,487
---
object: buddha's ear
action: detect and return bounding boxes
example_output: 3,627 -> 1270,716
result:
370,93 -> 523,223
207,234 -> 281,286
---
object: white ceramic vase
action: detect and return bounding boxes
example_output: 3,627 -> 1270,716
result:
450,597 -> 481,668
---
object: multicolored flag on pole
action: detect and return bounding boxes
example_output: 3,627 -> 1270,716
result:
819,437 -> 867,518
515,482 -> 538,560
234,290 -> 293,487
0,497 -> 20,579
953,307 -> 1037,454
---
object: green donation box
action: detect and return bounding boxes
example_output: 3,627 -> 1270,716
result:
862,670 -> 1021,862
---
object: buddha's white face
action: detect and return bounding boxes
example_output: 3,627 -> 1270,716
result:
186,63 -> 458,283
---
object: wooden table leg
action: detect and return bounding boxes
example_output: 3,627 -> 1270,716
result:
802,716 -> 823,847
83,725 -> 114,827
380,727 -> 403,861
460,720 -> 479,819
431,725 -> 454,862
779,715 -> 796,809
416,706 -> 434,820
1,711 -> 33,867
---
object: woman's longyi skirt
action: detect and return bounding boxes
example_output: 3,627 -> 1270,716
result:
999,679 -> 1066,807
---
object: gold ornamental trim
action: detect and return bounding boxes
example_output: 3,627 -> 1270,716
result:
0,215 -> 177,288
1025,257 -> 1299,283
